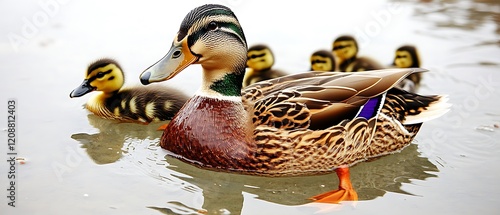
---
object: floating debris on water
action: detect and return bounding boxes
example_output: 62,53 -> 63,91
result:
16,157 -> 26,164
475,124 -> 499,132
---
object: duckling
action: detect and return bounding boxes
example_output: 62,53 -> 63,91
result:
70,58 -> 188,123
243,44 -> 287,87
332,35 -> 384,72
310,50 -> 336,71
393,45 -> 422,92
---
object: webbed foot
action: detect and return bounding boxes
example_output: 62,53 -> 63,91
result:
309,167 -> 358,203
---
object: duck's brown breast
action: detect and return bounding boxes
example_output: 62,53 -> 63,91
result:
160,95 -> 256,170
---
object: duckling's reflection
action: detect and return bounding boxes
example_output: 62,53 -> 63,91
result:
154,143 -> 437,214
71,114 -> 164,164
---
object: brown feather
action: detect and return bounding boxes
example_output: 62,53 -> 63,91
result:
162,68 -> 447,176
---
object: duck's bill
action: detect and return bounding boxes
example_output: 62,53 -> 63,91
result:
140,39 -> 197,85
70,79 -> 94,98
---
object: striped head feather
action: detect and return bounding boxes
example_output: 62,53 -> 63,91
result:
141,4 -> 248,98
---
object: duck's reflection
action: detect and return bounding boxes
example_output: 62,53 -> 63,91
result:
70,115 -> 438,214
153,143 -> 438,214
71,114 -> 164,164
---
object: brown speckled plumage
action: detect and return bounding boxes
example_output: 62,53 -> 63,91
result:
162,69 -> 447,176
141,5 -> 449,180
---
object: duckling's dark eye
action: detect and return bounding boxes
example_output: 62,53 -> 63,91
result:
312,60 -> 326,64
96,72 -> 105,78
207,21 -> 218,31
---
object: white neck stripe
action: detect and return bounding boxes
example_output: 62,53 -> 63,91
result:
194,89 -> 242,102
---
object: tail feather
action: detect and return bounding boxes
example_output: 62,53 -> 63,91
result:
383,88 -> 451,125
403,95 -> 451,125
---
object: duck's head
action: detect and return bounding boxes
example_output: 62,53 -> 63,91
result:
393,45 -> 420,68
332,35 -> 358,62
140,4 -> 247,96
70,58 -> 125,98
310,50 -> 336,71
246,44 -> 275,72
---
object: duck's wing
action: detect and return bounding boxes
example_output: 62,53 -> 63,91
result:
242,68 -> 425,130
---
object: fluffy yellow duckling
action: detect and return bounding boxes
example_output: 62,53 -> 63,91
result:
332,35 -> 384,72
70,58 -> 188,123
310,50 -> 336,71
393,45 -> 422,92
243,44 -> 287,87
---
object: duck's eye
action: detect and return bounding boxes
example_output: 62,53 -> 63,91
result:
96,72 -> 105,78
312,60 -> 326,64
207,21 -> 218,31
173,50 -> 181,58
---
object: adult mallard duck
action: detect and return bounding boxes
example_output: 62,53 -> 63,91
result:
310,49 -> 336,71
243,44 -> 287,87
393,45 -> 422,92
333,35 -> 384,72
70,58 -> 188,123
139,4 -> 449,203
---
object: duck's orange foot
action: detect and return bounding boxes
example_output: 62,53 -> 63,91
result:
309,187 -> 358,203
309,167 -> 358,204
157,124 -> 168,131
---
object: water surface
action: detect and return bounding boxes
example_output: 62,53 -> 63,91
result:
1,0 -> 499,214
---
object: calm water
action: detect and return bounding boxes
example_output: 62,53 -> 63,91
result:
1,0 -> 499,214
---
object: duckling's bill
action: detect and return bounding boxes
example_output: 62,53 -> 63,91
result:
70,79 -> 95,98
140,38 -> 197,85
